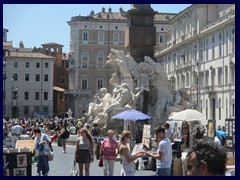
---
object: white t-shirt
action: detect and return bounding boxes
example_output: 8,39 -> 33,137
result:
156,137 -> 172,169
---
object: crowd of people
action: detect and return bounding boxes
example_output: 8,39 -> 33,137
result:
3,117 -> 230,176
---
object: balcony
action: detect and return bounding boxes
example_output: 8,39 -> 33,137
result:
204,85 -> 215,93
64,89 -> 92,95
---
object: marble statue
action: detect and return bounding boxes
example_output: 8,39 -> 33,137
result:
167,87 -> 194,113
67,108 -> 73,118
102,83 -> 143,130
85,49 -> 194,136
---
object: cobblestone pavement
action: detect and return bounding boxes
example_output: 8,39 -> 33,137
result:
32,143 -> 155,176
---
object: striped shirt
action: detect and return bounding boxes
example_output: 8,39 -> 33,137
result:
101,138 -> 118,160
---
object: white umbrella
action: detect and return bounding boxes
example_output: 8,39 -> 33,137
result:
3,118 -> 7,123
168,109 -> 206,121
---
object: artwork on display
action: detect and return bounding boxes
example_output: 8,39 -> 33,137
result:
13,168 -> 27,176
17,154 -> 27,167
207,120 -> 215,138
3,155 -> 6,166
170,121 -> 182,141
5,169 -> 10,176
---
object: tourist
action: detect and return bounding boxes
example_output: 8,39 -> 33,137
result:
100,129 -> 119,176
119,130 -> 145,176
146,126 -> 172,176
33,128 -> 51,176
74,128 -> 94,176
58,125 -> 69,153
186,141 -> 227,176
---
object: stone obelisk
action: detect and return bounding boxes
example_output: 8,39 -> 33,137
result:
125,4 -> 157,63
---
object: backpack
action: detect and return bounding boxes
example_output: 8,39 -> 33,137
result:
61,128 -> 70,139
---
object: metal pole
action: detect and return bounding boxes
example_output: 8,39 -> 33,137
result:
3,60 -> 6,118
16,87 -> 18,117
11,77 -> 14,118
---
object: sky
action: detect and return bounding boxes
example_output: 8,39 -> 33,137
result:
3,4 -> 192,53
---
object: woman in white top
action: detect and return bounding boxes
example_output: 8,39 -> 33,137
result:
119,130 -> 145,176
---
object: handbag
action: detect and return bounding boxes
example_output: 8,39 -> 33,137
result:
47,151 -> 54,161
70,161 -> 79,176
98,159 -> 103,167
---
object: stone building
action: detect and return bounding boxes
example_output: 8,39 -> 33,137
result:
33,43 -> 70,117
3,36 -> 55,118
155,4 -> 235,128
67,6 -> 176,118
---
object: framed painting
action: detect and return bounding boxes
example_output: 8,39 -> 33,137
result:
207,120 -> 215,138
17,154 -> 27,167
13,168 -> 27,176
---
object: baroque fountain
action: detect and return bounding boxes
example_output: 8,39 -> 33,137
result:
84,4 -> 194,136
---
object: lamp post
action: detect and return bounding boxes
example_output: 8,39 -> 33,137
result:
16,87 -> 18,117
3,60 -> 7,118
196,74 -> 199,111
11,77 -> 14,118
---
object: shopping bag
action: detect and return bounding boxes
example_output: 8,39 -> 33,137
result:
98,159 -> 103,167
70,161 -> 79,176
47,151 -> 54,161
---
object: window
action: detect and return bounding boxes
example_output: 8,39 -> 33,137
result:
113,31 -> 119,44
83,31 -> 89,42
14,61 -> 18,68
97,79 -> 103,89
226,98 -> 228,118
219,99 -> 221,120
35,92 -> 40,100
219,32 -> 222,41
205,71 -> 209,86
36,74 -> 40,81
212,35 -> 215,44
44,92 -> 48,100
206,47 -> 208,61
81,79 -> 87,89
24,91 -> 29,100
13,73 -> 18,81
225,66 -> 228,84
212,46 -> 215,60
232,38 -> 235,54
206,99 -> 208,119
159,34 -> 165,43
226,40 -> 229,55
44,74 -> 48,81
13,91 -> 17,99
97,51 -> 104,68
43,106 -> 49,113
98,31 -> 104,43
230,65 -> 235,84
34,106 -> 40,113
23,106 -> 29,116
219,43 -> 222,58
45,63 -> 48,68
26,62 -> 29,68
25,74 -> 29,81
36,62 -> 40,68
218,68 -> 223,86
